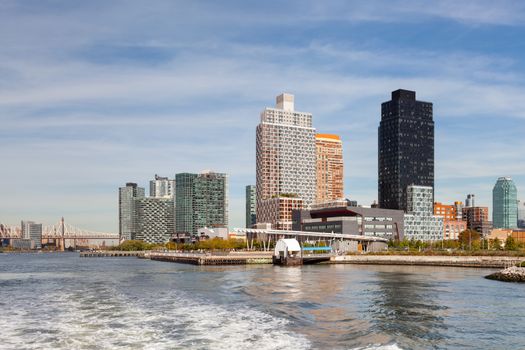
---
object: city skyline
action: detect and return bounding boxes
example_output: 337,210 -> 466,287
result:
2,1 -> 525,231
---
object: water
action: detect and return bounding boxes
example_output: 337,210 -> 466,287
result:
0,253 -> 524,349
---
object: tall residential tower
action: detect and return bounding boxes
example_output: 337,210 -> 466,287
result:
378,89 -> 434,211
175,171 -> 228,235
315,134 -> 344,204
119,183 -> 145,241
256,93 -> 316,225
150,174 -> 175,198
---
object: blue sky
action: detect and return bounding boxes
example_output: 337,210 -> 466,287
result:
1,0 -> 525,232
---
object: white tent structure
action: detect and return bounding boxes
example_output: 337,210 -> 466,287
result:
274,238 -> 301,259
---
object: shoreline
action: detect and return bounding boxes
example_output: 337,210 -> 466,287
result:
331,255 -> 523,268
5,250 -> 524,268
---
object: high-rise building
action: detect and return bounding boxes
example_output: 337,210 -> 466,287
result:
245,185 -> 256,228
256,93 -> 316,210
465,194 -> 475,208
403,186 -> 443,241
150,174 -> 176,231
134,197 -> 175,244
315,134 -> 344,204
175,171 -> 228,235
150,174 -> 175,198
119,183 -> 145,241
378,89 -> 434,211
493,177 -> 518,229
518,200 -> 525,229
21,220 -> 42,249
256,93 -> 316,229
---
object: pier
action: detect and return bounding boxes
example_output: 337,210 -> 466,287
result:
149,251 -> 273,265
80,251 -> 145,258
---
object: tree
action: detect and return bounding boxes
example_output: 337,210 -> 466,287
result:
491,237 -> 503,250
458,230 -> 480,250
505,235 -> 518,250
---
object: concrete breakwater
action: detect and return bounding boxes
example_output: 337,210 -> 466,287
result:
332,255 -> 524,268
148,251 -> 273,265
486,266 -> 525,282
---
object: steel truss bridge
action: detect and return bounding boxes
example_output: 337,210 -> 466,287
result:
0,218 -> 118,249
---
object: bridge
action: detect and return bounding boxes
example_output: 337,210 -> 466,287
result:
1,217 -> 118,250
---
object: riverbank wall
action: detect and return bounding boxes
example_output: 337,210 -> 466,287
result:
332,255 -> 524,268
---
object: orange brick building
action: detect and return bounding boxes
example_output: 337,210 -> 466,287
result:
315,134 -> 344,203
435,201 -> 467,240
434,202 -> 457,221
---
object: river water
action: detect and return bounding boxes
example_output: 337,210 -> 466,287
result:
0,253 -> 523,350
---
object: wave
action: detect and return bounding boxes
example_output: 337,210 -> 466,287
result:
0,284 -> 311,350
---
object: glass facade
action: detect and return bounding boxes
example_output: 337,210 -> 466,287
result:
378,89 -> 434,211
176,171 -> 228,235
245,185 -> 256,228
118,183 -> 145,241
492,177 -> 518,229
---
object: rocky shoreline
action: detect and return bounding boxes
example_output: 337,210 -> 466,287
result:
485,266 -> 525,282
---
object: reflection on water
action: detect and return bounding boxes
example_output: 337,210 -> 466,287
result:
1,254 -> 524,350
368,269 -> 448,348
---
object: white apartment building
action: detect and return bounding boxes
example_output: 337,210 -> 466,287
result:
404,185 -> 444,241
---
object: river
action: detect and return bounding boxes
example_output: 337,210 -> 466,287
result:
0,253 -> 523,349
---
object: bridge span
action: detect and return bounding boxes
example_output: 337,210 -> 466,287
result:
1,217 -> 118,250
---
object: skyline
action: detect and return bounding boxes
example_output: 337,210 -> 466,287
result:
1,1 -> 525,231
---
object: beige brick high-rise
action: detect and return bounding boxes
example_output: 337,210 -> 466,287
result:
315,134 -> 344,203
256,93 -> 316,226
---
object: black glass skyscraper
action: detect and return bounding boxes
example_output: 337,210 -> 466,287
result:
378,89 -> 434,211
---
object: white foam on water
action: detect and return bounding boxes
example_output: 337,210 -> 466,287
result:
0,285 -> 311,350
352,345 -> 404,350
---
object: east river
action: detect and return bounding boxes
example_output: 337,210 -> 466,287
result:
1,253 -> 524,350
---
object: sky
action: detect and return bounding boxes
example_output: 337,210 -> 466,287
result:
1,0 -> 525,232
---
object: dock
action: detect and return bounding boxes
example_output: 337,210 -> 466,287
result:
80,250 -> 145,258
149,251 -> 273,265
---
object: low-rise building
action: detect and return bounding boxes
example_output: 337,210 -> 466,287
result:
198,227 -> 229,240
292,203 -> 404,240
462,206 -> 492,236
434,202 -> 467,240
257,196 -> 303,231
10,239 -> 34,250
443,220 -> 467,240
